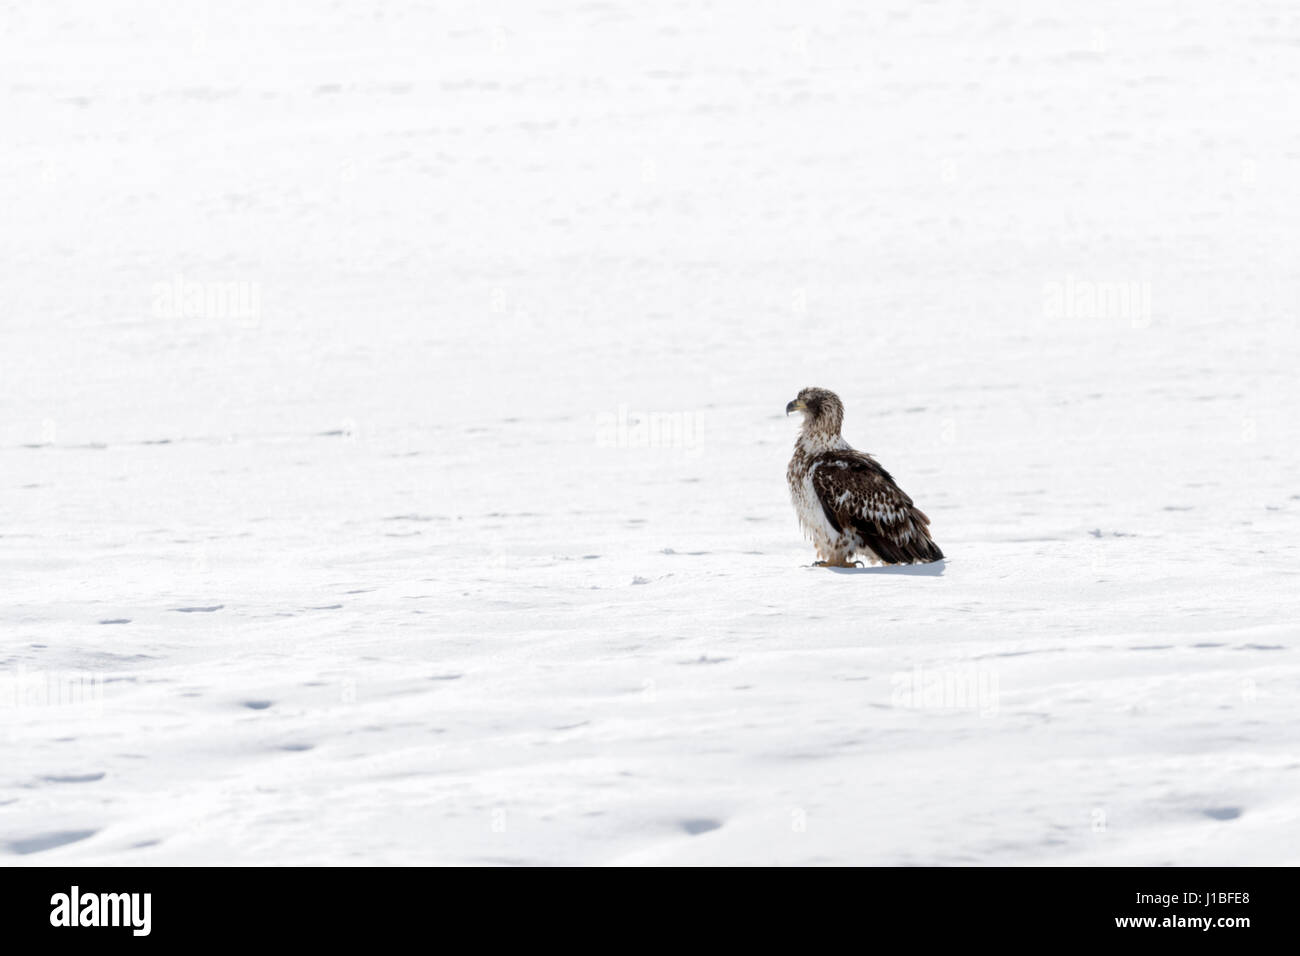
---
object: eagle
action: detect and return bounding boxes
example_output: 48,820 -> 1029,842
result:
785,387 -> 944,567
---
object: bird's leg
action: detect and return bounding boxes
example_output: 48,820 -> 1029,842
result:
813,557 -> 862,568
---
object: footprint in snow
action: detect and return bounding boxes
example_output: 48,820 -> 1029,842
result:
1202,807 -> 1242,821
680,819 -> 723,836
41,773 -> 105,784
6,830 -> 97,855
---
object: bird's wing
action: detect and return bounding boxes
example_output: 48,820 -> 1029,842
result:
811,451 -> 944,564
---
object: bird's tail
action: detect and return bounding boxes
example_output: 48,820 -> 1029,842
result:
902,508 -> 943,564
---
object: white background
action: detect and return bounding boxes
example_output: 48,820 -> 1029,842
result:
2,0 -> 1298,864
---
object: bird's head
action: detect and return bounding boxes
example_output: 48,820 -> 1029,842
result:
786,387 -> 844,435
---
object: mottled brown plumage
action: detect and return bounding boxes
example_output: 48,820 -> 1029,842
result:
785,387 -> 943,567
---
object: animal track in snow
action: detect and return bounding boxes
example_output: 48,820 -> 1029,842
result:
680,819 -> 723,835
6,830 -> 97,855
1202,807 -> 1242,821
41,773 -> 105,784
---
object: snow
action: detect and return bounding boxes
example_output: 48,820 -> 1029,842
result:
2,0 -> 1298,865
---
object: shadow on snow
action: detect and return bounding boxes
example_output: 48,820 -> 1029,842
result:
818,559 -> 947,577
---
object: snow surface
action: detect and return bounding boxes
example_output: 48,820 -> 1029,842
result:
2,0 -> 1299,865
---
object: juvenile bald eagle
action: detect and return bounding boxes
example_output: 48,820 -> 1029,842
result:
786,387 -> 943,567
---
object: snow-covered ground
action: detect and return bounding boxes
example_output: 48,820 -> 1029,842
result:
2,0 -> 1299,865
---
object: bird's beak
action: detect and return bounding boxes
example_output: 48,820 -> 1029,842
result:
786,399 -> 806,415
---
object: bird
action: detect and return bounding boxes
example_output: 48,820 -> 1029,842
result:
785,387 -> 944,567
